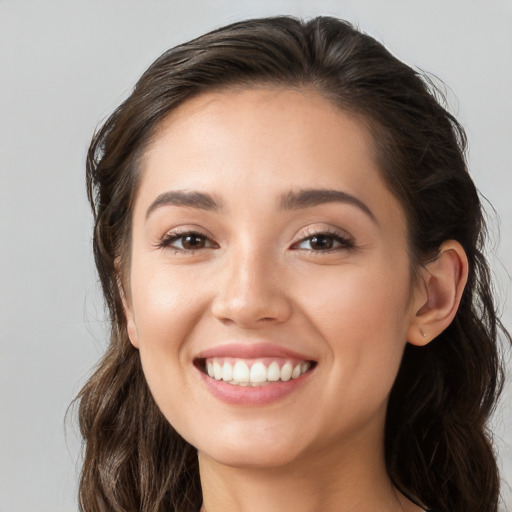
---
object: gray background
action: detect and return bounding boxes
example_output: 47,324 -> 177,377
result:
1,1 -> 511,510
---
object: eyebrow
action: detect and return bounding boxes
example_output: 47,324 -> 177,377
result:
145,190 -> 223,219
278,188 -> 377,223
145,187 -> 377,224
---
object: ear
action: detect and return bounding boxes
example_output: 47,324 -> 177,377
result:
116,268 -> 140,349
407,240 -> 468,346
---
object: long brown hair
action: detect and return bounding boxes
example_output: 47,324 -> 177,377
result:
77,16 -> 510,512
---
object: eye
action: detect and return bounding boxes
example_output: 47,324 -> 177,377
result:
292,231 -> 353,252
158,230 -> 218,252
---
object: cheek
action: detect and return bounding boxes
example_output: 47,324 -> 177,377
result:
128,264 -> 207,399
297,261 -> 412,394
129,279 -> 205,436
131,262 -> 204,344
301,257 -> 411,333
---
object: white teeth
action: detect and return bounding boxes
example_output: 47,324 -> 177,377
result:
266,361 -> 280,381
205,358 -> 312,385
232,361 -> 250,383
222,362 -> 233,381
213,361 -> 222,380
250,362 -> 267,383
291,364 -> 301,379
280,362 -> 293,381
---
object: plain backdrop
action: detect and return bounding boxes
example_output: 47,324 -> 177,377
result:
1,1 -> 511,510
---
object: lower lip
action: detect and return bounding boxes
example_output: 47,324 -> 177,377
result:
196,367 -> 313,406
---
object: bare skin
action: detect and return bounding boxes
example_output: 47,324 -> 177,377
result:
123,88 -> 467,512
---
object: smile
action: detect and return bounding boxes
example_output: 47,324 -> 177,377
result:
193,344 -> 317,405
203,358 -> 312,386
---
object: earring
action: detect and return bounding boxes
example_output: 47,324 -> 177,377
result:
420,329 -> 427,338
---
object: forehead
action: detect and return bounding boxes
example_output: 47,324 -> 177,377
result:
150,86 -> 373,159
142,87 -> 373,188
136,87 -> 405,230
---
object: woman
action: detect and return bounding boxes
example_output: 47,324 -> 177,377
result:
77,15 -> 510,512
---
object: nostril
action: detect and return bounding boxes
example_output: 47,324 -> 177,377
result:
210,271 -> 293,327
211,298 -> 292,328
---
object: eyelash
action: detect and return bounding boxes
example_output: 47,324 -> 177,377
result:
157,228 -> 354,254
157,230 -> 217,253
292,228 -> 354,253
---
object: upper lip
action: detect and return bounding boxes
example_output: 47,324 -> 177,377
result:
195,342 -> 316,361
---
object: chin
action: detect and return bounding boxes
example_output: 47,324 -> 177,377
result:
200,443 -> 304,469
190,422 -> 310,469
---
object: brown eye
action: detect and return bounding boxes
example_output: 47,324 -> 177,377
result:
159,231 -> 217,252
293,232 -> 353,252
309,235 -> 335,250
181,234 -> 207,250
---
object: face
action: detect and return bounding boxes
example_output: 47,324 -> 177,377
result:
124,88 -> 421,469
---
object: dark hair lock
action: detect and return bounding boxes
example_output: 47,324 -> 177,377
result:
78,16 -> 510,512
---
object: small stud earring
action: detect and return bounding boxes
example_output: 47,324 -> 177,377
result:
420,329 -> 427,338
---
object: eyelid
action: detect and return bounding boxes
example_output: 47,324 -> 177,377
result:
156,227 -> 219,252
291,226 -> 355,251
155,224 -> 354,253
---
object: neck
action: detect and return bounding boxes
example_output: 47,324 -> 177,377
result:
198,430 -> 405,512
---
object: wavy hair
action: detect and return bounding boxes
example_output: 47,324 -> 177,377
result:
77,15 -> 510,512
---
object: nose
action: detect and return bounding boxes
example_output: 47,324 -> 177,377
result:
211,248 -> 292,329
